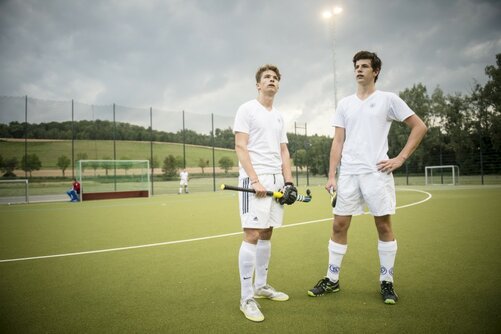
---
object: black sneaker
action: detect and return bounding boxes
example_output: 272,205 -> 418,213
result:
380,281 -> 398,304
307,277 -> 340,296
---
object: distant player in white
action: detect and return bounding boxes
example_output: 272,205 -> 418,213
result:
233,64 -> 297,322
307,51 -> 427,304
178,169 -> 188,194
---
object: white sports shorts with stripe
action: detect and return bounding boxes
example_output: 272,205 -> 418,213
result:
334,172 -> 396,217
238,174 -> 285,229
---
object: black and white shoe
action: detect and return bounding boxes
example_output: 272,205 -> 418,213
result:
307,277 -> 340,297
380,281 -> 398,304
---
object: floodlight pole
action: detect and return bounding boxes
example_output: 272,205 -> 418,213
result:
323,7 -> 343,110
331,22 -> 338,109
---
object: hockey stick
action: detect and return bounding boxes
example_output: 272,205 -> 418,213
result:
220,184 -> 312,203
329,188 -> 337,207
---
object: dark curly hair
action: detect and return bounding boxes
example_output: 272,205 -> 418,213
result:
353,51 -> 382,82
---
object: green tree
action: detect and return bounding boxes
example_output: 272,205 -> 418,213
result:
89,160 -> 100,176
101,156 -> 112,176
218,156 -> 234,174
21,153 -> 42,177
307,135 -> 332,176
162,155 -> 179,178
292,149 -> 308,171
120,156 -> 133,175
1,156 -> 18,177
482,53 -> 501,151
198,158 -> 209,174
56,155 -> 71,177
213,127 -> 235,149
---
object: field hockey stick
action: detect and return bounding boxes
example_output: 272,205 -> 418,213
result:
329,188 -> 337,207
220,184 -> 312,203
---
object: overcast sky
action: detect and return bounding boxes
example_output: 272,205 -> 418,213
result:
1,0 -> 500,135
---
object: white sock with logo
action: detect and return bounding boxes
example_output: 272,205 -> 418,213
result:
254,239 -> 271,290
378,239 -> 398,282
326,239 -> 347,283
239,241 -> 257,301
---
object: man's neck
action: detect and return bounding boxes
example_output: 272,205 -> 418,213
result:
356,82 -> 377,100
257,94 -> 274,110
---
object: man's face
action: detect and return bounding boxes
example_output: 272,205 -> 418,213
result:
256,70 -> 280,94
354,59 -> 378,84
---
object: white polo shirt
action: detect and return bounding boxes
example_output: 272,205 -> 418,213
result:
233,99 -> 288,178
332,90 -> 414,175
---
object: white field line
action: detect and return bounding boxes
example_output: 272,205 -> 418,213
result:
0,189 -> 431,263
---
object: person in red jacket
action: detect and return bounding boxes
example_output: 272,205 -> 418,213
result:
66,178 -> 80,202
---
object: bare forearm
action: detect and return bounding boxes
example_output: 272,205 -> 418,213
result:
281,144 -> 293,183
398,117 -> 428,161
235,145 -> 259,183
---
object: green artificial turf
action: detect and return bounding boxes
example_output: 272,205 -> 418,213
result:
0,185 -> 500,333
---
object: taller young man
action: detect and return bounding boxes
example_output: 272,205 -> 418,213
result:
233,64 -> 297,322
307,51 -> 427,304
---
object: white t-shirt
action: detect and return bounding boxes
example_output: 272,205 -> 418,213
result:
180,171 -> 188,182
332,90 -> 414,175
233,99 -> 288,177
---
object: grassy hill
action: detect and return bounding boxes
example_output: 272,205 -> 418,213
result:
0,139 -> 238,170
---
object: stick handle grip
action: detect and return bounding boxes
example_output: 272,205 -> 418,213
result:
220,184 -> 283,198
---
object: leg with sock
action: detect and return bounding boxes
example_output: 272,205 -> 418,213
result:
253,239 -> 289,301
239,241 -> 257,301
326,239 -> 347,283
378,239 -> 398,304
308,239 -> 345,296
254,239 -> 271,290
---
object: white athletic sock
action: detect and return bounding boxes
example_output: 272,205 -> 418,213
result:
239,241 -> 257,300
378,240 -> 398,282
254,239 -> 271,290
326,240 -> 347,283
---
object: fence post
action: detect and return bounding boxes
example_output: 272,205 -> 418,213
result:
24,95 -> 28,179
150,107 -> 154,195
212,113 -> 216,192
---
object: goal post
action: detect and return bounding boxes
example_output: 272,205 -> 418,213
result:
77,160 -> 151,201
0,179 -> 29,204
425,165 -> 460,185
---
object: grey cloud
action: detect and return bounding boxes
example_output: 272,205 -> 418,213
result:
1,0 -> 500,135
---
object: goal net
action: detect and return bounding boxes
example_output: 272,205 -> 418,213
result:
425,165 -> 460,185
77,160 -> 151,200
0,179 -> 29,204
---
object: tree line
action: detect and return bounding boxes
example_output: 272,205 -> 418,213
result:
0,120 -> 236,149
288,54 -> 501,177
1,54 -> 500,178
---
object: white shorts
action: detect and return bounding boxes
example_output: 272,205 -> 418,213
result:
238,174 -> 284,229
334,172 -> 396,217
180,180 -> 188,186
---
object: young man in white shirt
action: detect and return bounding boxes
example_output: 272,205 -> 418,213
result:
179,169 -> 189,194
234,64 -> 297,322
307,51 -> 427,304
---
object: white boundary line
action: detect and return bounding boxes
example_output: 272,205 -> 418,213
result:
0,188 -> 431,263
